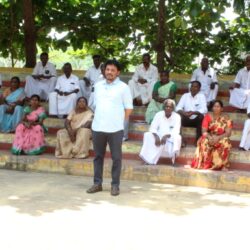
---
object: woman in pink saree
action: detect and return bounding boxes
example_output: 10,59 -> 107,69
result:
11,95 -> 47,155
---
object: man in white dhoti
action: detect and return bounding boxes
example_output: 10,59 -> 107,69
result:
49,63 -> 79,117
229,55 -> 250,110
139,99 -> 181,165
79,55 -> 102,100
239,104 -> 250,151
190,57 -> 218,107
129,53 -> 158,106
25,52 -> 57,100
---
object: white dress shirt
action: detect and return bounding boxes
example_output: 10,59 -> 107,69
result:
92,77 -> 133,133
55,74 -> 79,92
149,111 -> 181,138
191,67 -> 217,93
176,92 -> 207,119
32,62 -> 57,77
234,67 -> 250,90
85,65 -> 102,85
132,63 -> 158,85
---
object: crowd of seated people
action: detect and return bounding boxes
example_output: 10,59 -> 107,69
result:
1,52 -> 250,171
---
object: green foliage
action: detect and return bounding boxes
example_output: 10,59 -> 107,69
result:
0,0 -> 249,73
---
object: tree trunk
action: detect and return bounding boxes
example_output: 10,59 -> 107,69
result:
10,0 -> 15,67
156,0 -> 166,72
23,0 -> 36,67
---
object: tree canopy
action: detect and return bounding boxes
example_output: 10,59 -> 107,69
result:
0,0 -> 249,73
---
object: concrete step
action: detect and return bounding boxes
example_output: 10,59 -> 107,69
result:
43,114 -> 246,131
0,151 -> 249,193
0,112 -> 245,148
0,133 -> 249,171
2,80 -> 232,94
129,122 -> 243,141
131,105 -> 243,116
0,118 -> 245,146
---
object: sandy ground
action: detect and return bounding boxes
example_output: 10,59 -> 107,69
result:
0,169 -> 249,250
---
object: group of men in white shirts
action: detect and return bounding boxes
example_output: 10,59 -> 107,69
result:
133,54 -> 250,163
11,52 -> 250,163
24,53 -> 103,117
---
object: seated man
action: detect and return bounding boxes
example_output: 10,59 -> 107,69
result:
145,70 -> 177,124
176,81 -> 207,146
25,52 -> 57,100
140,99 -> 181,165
0,76 -> 25,133
239,103 -> 250,151
49,63 -> 80,117
190,57 -> 218,107
79,55 -> 103,100
129,53 -> 158,105
87,63 -> 105,111
229,55 -> 250,110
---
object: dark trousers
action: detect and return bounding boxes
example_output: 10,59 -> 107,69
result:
180,114 -> 204,142
92,130 -> 124,187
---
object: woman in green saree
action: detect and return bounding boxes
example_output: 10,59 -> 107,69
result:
145,70 -> 177,124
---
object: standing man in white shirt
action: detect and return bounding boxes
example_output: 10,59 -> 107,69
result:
79,55 -> 102,100
176,81 -> 207,146
190,57 -> 218,107
229,55 -> 250,110
49,63 -> 79,117
129,53 -> 159,105
25,52 -> 57,100
140,99 -> 181,165
86,59 -> 133,196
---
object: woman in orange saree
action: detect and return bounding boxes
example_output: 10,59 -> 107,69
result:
191,100 -> 233,170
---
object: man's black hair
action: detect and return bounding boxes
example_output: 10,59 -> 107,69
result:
104,59 -> 121,71
190,80 -> 201,88
40,52 -> 48,57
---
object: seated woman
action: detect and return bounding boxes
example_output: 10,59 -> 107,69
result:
191,100 -> 232,170
55,97 -> 93,158
145,70 -> 177,124
0,76 -> 25,132
11,95 -> 47,155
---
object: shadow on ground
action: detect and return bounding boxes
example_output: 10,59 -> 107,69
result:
0,169 -> 249,217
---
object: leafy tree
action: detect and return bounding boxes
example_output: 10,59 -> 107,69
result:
0,0 -> 249,73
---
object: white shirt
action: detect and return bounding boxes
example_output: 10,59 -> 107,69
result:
85,65 -> 102,85
176,92 -> 207,119
55,74 -> 80,92
32,61 -> 57,77
234,67 -> 250,90
92,77 -> 133,133
132,63 -> 159,85
150,111 -> 181,138
191,67 -> 217,93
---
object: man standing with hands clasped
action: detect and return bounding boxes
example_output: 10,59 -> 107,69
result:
87,59 -> 133,196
